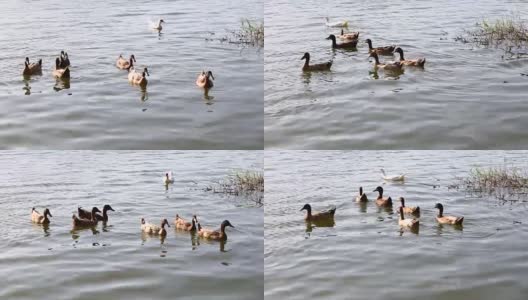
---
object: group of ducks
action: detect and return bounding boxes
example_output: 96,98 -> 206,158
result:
31,204 -> 115,228
301,185 -> 464,232
23,51 -> 71,79
301,20 -> 426,73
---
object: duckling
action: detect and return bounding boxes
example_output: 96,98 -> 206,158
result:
23,57 -> 42,76
95,204 -> 115,222
141,218 -> 170,236
174,214 -> 197,231
398,206 -> 419,228
31,207 -> 52,224
301,52 -> 332,72
300,203 -> 336,222
355,186 -> 368,202
116,54 -> 136,70
128,67 -> 149,87
163,172 -> 174,185
325,17 -> 348,28
196,71 -> 214,89
60,51 -> 70,68
373,186 -> 393,207
195,218 -> 234,241
338,29 -> 360,41
365,39 -> 395,55
53,57 -> 70,79
369,52 -> 402,71
394,47 -> 426,67
434,203 -> 464,225
72,207 -> 101,227
326,34 -> 358,49
399,197 -> 420,216
153,19 -> 165,31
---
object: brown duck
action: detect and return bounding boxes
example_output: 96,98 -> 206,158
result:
301,52 -> 332,72
355,186 -> 368,202
326,34 -> 358,49
435,203 -> 464,225
72,207 -> 101,227
23,57 -> 42,76
195,217 -> 234,241
365,39 -> 395,55
373,186 -> 393,207
174,214 -> 198,231
394,47 -> 426,67
399,197 -> 420,216
300,203 -> 336,221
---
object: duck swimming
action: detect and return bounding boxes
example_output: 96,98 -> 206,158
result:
394,47 -> 426,67
153,19 -> 165,31
301,52 -> 332,72
23,57 -> 42,76
116,54 -> 136,70
325,17 -> 348,28
399,197 -> 420,216
300,203 -> 336,222
196,71 -> 214,89
355,186 -> 368,202
174,214 -> 197,231
338,29 -> 360,41
31,207 -> 52,224
72,207 -> 101,227
373,186 -> 393,207
53,57 -> 70,79
59,51 -> 70,68
369,52 -> 402,71
141,218 -> 170,236
434,203 -> 464,225
195,217 -> 234,241
398,206 -> 419,229
326,34 -> 358,49
365,39 -> 395,55
381,168 -> 405,181
128,67 -> 149,88
95,204 -> 115,222
163,172 -> 174,185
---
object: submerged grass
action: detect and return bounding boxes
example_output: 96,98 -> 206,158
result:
205,170 -> 264,205
455,14 -> 528,57
461,166 -> 528,202
206,18 -> 264,48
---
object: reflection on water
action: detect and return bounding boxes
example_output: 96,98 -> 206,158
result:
53,78 -> 70,91
22,78 -> 31,95
32,223 -> 50,237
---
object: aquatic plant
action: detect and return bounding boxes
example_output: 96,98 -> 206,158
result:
205,170 -> 264,205
206,18 -> 264,48
455,14 -> 528,57
461,166 -> 528,202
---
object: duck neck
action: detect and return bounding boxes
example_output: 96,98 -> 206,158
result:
400,208 -> 405,220
398,51 -> 405,61
377,190 -> 383,198
359,187 -> 363,195
102,208 -> 109,221
330,36 -> 337,47
44,213 -> 50,223
220,224 -> 227,238
437,207 -> 443,217
305,206 -> 312,218
303,57 -> 310,68
191,219 -> 196,230
367,40 -> 373,50
401,199 -> 405,207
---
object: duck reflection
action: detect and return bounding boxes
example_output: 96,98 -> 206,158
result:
22,77 -> 31,95
71,226 -> 99,239
53,78 -> 70,91
32,223 -> 50,237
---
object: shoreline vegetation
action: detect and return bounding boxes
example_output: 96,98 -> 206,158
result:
459,166 -> 528,202
206,18 -> 264,48
455,14 -> 528,57
205,170 -> 264,205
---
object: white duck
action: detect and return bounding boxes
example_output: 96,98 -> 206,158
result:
325,17 -> 348,28
163,171 -> 174,185
381,168 -> 405,181
153,19 -> 165,31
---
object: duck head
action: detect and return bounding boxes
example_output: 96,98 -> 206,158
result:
91,207 -> 102,216
221,220 -> 234,229
434,203 -> 444,216
373,186 -> 384,194
141,218 -> 145,225
130,54 -> 136,63
394,47 -> 404,59
301,52 -> 310,61
103,204 -> 115,213
326,34 -> 337,42
365,38 -> 373,48
300,203 -> 312,212
161,218 -> 170,228
142,67 -> 150,77
44,208 -> 53,218
207,71 -> 215,80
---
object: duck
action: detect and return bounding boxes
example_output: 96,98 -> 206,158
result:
373,186 -> 393,207
394,47 -> 426,67
355,186 -> 368,202
128,67 -> 149,87
23,57 -> 42,76
399,197 -> 420,216
141,218 -> 170,236
398,206 -> 419,229
163,172 -> 174,185
338,29 -> 360,41
95,204 -> 115,222
434,203 -> 464,225
325,17 -> 348,28
300,203 -> 336,222
174,214 -> 197,231
196,71 -> 214,89
365,39 -> 395,55
59,51 -> 70,68
381,169 -> 405,181
116,54 -> 136,70
153,19 -> 165,31
53,57 -> 70,79
31,207 -> 52,224
195,217 -> 234,241
72,207 -> 101,227
369,52 -> 402,71
301,52 -> 332,72
326,34 -> 358,49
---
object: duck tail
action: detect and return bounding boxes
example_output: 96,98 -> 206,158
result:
329,205 -> 337,215
456,217 -> 464,224
343,21 -> 349,27
64,67 -> 70,77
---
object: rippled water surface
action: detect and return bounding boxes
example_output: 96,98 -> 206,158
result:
265,0 -> 528,149
0,151 -> 263,300
0,0 -> 263,149
265,151 -> 528,300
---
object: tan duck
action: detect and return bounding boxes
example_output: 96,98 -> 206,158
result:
195,218 -> 234,241
59,51 -> 70,68
434,203 -> 464,225
31,207 -> 52,224
369,52 -> 402,71
365,39 -> 395,55
23,57 -> 42,76
128,67 -> 149,87
53,57 -> 70,79
174,214 -> 197,231
398,206 -> 419,229
355,186 -> 368,202
196,71 -> 214,89
116,54 -> 136,70
300,203 -> 336,222
326,34 -> 358,49
394,47 -> 426,67
399,197 -> 420,216
373,186 -> 393,207
338,29 -> 360,41
72,207 -> 101,227
141,218 -> 170,236
301,52 -> 332,72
